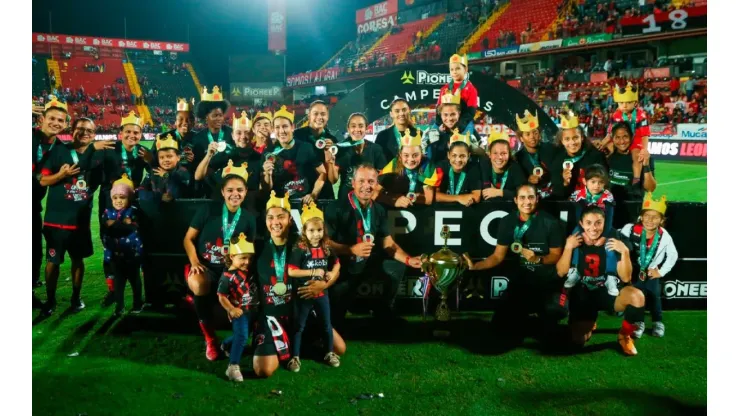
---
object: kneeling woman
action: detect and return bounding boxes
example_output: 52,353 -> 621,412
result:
556,206 -> 645,356
183,163 -> 257,360
376,129 -> 442,208
253,192 -> 346,377
434,129 -> 482,206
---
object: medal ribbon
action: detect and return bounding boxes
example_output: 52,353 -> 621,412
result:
526,150 -> 541,168
586,190 -> 602,204
350,192 -> 372,234
121,144 -> 139,177
566,149 -> 586,165
69,148 -> 86,183
448,167 -> 466,195
207,129 -> 224,144
639,230 -> 662,272
271,240 -> 287,284
268,139 -> 295,158
447,78 -> 468,94
513,212 -> 537,243
222,204 -> 242,251
491,168 -> 509,190
404,168 -> 418,193
336,138 -> 364,148
621,108 -> 638,137
37,140 -> 56,163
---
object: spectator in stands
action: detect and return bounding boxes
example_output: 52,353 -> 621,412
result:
669,77 -> 680,97
375,98 -> 420,163
683,76 -> 696,99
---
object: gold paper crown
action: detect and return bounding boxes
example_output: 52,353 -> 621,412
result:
515,110 -> 539,132
273,105 -> 294,123
121,111 -> 142,128
449,128 -> 472,147
614,82 -> 639,103
222,160 -> 249,183
254,111 -> 273,122
266,190 -> 291,211
201,86 -> 224,102
176,97 -> 195,112
440,88 -> 461,105
449,54 -> 468,67
113,173 -> 134,189
642,192 -> 667,215
44,95 -> 68,112
229,232 -> 255,255
400,129 -> 422,147
559,111 -> 580,129
156,133 -> 179,151
233,111 -> 252,131
300,201 -> 324,225
488,127 -> 509,144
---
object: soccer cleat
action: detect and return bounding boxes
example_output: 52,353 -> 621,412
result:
101,292 -> 116,307
226,364 -> 244,382
287,357 -> 301,373
205,341 -> 220,361
71,298 -> 86,312
618,333 -> 638,356
42,300 -> 57,316
564,268 -> 580,289
324,352 -> 340,368
633,322 -> 645,338
652,322 -> 665,338
605,274 -> 620,296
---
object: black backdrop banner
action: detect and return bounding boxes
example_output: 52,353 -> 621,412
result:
140,200 -> 707,310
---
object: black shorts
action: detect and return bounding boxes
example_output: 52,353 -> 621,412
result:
253,315 -> 292,360
184,264 -> 222,285
43,226 -> 93,264
568,285 -> 617,322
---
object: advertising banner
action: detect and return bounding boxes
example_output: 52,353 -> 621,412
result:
517,39 -> 563,53
356,0 -> 398,23
482,46 -> 520,58
562,33 -> 613,47
32,32 -> 189,52
357,14 -> 397,34
648,138 -> 707,161
267,0 -> 287,51
286,67 -> 341,87
677,123 -> 707,140
229,83 -> 284,102
620,5 -> 707,36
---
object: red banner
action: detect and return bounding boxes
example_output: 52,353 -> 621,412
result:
644,67 -> 671,79
590,72 -> 608,83
619,6 -> 707,36
286,67 -> 341,87
268,0 -> 287,52
356,0 -> 398,24
32,32 -> 189,52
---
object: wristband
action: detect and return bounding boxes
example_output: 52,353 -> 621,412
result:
405,256 -> 411,266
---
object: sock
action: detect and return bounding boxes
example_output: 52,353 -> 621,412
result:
620,305 -> 644,335
194,295 -> 215,343
106,277 -> 115,292
198,321 -> 216,345
71,286 -> 81,301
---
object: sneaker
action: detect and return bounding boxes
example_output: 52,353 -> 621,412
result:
564,268 -> 580,289
324,352 -> 340,368
225,364 -> 243,382
605,275 -> 620,297
618,333 -> 638,356
101,292 -> 116,307
205,341 -> 220,361
71,298 -> 86,312
287,357 -> 301,373
633,322 -> 646,339
652,322 -> 665,338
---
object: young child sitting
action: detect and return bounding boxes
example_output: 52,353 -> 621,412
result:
102,174 -> 144,316
286,202 -> 341,372
435,54 -> 479,137
217,233 -> 258,382
139,133 -> 192,201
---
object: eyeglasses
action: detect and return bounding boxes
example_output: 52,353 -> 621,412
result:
75,128 -> 96,135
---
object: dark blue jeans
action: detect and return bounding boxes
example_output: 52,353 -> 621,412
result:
294,294 -> 332,357
632,277 -> 663,322
223,313 -> 250,365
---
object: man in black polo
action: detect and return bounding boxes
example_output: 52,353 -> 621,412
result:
321,163 -> 422,328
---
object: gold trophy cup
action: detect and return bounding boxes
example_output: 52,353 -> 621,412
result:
419,225 -> 468,323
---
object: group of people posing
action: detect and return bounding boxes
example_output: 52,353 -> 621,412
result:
32,54 -> 678,382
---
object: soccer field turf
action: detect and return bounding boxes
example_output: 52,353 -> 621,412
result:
32,156 -> 707,415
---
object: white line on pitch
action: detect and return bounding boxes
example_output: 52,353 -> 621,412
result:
659,176 -> 708,186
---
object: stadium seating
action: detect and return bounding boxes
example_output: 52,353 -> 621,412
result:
363,17 -> 442,64
32,57 -> 50,97
469,0 -> 562,52
430,13 -> 478,58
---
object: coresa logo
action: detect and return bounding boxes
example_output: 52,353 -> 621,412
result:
663,280 -> 707,299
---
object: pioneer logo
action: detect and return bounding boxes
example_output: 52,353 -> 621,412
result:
490,277 -> 509,299
401,71 -> 415,84
414,71 -> 452,85
663,280 -> 707,299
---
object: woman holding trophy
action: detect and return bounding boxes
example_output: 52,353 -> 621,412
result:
464,183 -> 568,333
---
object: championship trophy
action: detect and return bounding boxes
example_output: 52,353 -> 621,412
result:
419,225 -> 468,326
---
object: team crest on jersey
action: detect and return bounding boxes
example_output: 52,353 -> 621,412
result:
203,238 -> 225,264
63,178 -> 90,202
48,248 -> 56,257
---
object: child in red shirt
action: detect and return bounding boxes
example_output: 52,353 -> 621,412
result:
436,54 -> 478,137
600,82 -> 650,188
